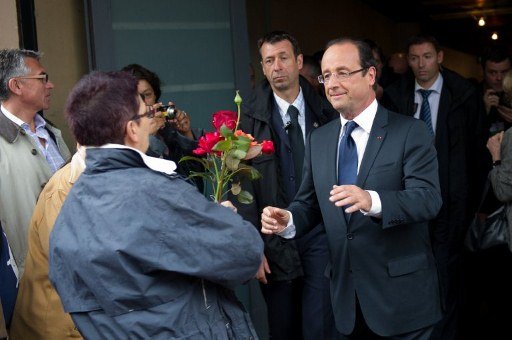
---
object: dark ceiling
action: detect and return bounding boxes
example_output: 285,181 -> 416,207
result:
361,0 -> 512,57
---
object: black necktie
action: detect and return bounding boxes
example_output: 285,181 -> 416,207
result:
287,105 -> 304,191
418,89 -> 434,136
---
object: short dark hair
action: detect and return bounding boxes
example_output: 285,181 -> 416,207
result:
325,37 -> 377,73
121,64 -> 162,101
480,45 -> 511,69
363,38 -> 385,63
302,55 -> 321,77
406,34 -> 441,53
257,31 -> 301,58
65,71 -> 139,146
0,49 -> 40,101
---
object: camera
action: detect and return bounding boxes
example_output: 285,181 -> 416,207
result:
156,104 -> 178,120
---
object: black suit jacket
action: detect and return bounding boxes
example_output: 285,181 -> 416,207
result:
289,105 -> 442,336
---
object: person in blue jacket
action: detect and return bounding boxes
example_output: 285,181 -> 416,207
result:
48,71 -> 263,339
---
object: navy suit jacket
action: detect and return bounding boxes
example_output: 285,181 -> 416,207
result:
288,105 -> 443,336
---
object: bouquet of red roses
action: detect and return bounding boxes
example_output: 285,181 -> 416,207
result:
180,91 -> 274,203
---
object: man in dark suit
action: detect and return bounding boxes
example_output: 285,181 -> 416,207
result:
381,35 -> 486,340
261,38 -> 442,339
236,31 -> 337,339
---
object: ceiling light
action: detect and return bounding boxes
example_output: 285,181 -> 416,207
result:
478,17 -> 485,26
491,32 -> 499,40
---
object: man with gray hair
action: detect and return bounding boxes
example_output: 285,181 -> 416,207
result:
0,49 -> 70,274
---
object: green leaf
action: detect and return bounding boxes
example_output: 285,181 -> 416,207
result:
226,154 -> 241,171
233,138 -> 251,152
237,190 -> 253,204
231,182 -> 242,195
213,140 -> 232,152
220,124 -> 234,138
231,149 -> 247,159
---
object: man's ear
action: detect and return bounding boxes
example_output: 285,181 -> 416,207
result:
8,78 -> 21,95
437,50 -> 444,65
297,53 -> 304,70
124,120 -> 139,147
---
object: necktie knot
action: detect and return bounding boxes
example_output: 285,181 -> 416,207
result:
287,105 -> 300,123
418,89 -> 433,100
344,121 -> 358,138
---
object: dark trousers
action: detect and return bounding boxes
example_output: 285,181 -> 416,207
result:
430,253 -> 460,340
260,278 -> 303,340
261,224 -> 335,340
296,224 -> 336,340
337,298 -> 434,340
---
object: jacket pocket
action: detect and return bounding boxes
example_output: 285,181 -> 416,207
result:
387,253 -> 428,277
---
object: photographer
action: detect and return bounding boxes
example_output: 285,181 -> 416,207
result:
480,46 -> 511,133
122,64 -> 204,192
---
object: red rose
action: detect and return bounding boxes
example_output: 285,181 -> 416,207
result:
261,140 -> 275,154
212,110 -> 238,131
193,131 -> 223,155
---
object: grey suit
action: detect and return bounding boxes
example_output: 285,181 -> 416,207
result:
289,105 -> 443,336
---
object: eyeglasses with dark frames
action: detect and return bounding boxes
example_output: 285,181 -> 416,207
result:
318,68 -> 368,84
16,73 -> 49,83
131,106 -> 156,121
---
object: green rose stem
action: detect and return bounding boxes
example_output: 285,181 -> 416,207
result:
234,90 -> 242,131
213,91 -> 243,203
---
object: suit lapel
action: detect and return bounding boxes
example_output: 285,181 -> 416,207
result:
357,107 -> 388,187
435,84 -> 451,147
326,119 -> 342,186
325,119 -> 346,224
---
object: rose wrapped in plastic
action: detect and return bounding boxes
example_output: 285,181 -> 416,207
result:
181,91 -> 274,203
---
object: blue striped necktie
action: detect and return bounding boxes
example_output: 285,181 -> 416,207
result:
418,89 -> 434,136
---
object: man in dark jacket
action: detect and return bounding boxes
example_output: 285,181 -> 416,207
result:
236,31 -> 337,339
381,34 -> 487,340
49,71 -> 263,339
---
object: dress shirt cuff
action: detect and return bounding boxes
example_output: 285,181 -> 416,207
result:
361,190 -> 382,217
277,211 -> 296,239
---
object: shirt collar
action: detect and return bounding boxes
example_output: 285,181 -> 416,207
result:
91,143 -> 177,175
1,105 -> 25,126
1,104 -> 46,130
339,99 -> 378,134
273,87 -> 305,115
414,72 -> 444,94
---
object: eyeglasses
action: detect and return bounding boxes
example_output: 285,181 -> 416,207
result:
131,106 -> 156,121
318,68 -> 368,84
16,73 -> 49,83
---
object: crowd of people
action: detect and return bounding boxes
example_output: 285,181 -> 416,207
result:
0,29 -> 511,340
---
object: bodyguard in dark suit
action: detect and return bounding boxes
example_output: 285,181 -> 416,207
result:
381,35 -> 486,340
262,38 -> 442,339
236,31 -> 337,339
